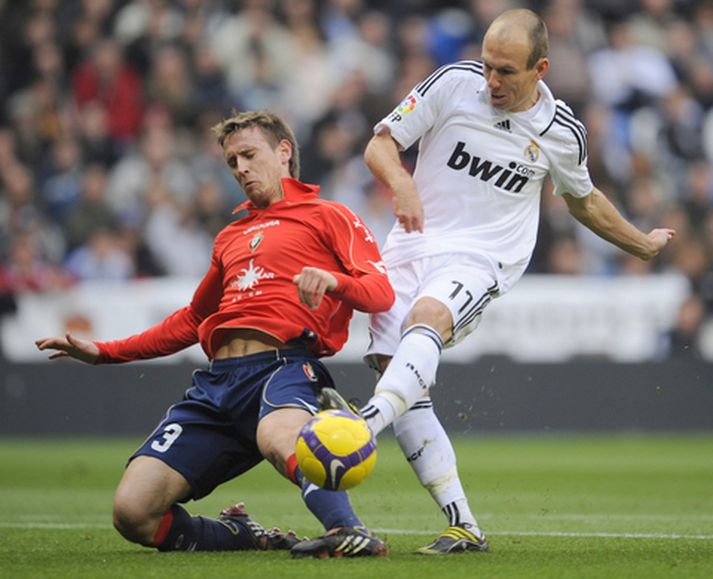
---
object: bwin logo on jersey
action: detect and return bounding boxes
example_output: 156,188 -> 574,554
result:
447,141 -> 530,193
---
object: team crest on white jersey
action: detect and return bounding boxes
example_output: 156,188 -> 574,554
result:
249,231 -> 264,252
302,362 -> 318,382
231,259 -> 275,291
525,140 -> 540,162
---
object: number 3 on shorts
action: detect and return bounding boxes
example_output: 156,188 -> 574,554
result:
150,423 -> 183,453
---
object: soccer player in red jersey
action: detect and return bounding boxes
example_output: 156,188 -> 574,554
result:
36,111 -> 394,558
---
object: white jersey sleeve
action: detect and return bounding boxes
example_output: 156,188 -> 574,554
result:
539,100 -> 593,199
374,61 -> 484,150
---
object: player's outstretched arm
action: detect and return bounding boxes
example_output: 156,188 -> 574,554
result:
35,333 -> 100,364
563,187 -> 676,260
364,131 -> 424,233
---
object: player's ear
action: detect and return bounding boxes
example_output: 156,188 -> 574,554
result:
535,57 -> 549,80
277,139 -> 292,167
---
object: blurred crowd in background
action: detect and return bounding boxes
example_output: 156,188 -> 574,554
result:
0,0 -> 712,359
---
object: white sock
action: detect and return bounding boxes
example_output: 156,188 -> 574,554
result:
361,325 -> 443,436
393,398 -> 482,535
359,393 -> 398,436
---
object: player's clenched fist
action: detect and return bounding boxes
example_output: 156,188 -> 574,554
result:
292,267 -> 338,310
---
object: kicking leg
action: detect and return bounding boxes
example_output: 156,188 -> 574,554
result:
360,297 -> 450,436
393,398 -> 488,554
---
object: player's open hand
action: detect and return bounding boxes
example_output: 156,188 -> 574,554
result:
293,267 -> 338,310
35,332 -> 100,364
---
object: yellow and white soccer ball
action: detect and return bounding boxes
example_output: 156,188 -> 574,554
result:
295,410 -> 377,491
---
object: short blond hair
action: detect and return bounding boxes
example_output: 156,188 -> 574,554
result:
212,110 -> 301,179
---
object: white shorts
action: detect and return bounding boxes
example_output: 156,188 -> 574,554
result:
367,253 -> 501,359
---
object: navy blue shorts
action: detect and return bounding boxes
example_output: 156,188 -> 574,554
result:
131,348 -> 334,500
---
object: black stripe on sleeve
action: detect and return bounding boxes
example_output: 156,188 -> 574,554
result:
416,60 -> 483,96
541,105 -> 588,165
555,106 -> 588,161
553,114 -> 587,165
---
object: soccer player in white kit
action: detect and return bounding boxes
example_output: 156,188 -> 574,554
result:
358,9 -> 676,554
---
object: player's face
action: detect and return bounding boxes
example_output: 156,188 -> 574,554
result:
222,127 -> 292,208
481,34 -> 548,113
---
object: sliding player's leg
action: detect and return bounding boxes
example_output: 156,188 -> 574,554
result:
256,362 -> 387,558
113,456 -> 292,551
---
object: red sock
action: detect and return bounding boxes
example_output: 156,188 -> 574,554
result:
286,453 -> 300,486
153,509 -> 174,547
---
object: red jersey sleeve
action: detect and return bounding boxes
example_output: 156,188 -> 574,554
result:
321,203 -> 394,313
95,252 -> 224,364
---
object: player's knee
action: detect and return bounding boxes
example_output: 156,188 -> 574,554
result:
257,436 -> 282,471
257,411 -> 307,478
112,494 -> 157,545
405,298 -> 452,341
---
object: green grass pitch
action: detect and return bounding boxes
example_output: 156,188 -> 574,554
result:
1,434 -> 712,578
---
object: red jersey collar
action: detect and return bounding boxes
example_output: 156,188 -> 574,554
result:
232,178 -> 320,214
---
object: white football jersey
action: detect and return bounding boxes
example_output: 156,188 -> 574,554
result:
375,60 -> 593,291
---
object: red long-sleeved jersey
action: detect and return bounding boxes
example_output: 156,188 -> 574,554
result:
96,179 -> 394,362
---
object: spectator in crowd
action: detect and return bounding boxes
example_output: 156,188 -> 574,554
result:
0,162 -> 66,265
105,124 -> 195,226
145,44 -> 198,129
541,0 -> 596,115
41,137 -> 84,222
662,294 -> 707,359
143,178 -> 213,277
210,0 -> 294,104
72,38 -> 144,144
75,100 -> 120,168
64,227 -> 136,281
0,231 -> 72,294
193,177 -> 232,238
626,0 -> 682,55
329,10 -> 395,94
62,164 -> 118,250
190,42 -> 234,117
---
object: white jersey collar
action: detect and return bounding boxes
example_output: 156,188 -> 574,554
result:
477,79 -> 557,135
